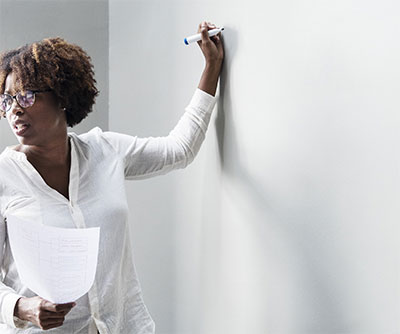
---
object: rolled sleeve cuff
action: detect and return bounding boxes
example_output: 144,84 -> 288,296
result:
189,88 -> 218,114
2,293 -> 29,329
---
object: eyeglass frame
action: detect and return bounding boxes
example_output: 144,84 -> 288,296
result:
0,89 -> 52,115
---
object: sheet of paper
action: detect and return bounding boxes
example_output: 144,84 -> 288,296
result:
6,215 -> 100,304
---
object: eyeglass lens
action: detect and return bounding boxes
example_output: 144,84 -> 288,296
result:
0,91 -> 35,112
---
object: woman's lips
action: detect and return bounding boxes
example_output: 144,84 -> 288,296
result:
14,123 -> 31,136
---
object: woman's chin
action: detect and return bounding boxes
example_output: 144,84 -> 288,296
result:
15,136 -> 34,146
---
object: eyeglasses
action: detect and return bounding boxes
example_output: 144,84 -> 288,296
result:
0,89 -> 52,114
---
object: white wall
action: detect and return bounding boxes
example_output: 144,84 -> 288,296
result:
110,0 -> 400,333
0,0 -> 109,149
1,0 -> 399,333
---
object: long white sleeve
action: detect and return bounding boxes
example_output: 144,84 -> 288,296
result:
0,214 -> 29,329
98,88 -> 217,180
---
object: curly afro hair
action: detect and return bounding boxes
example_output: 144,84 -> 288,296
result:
0,37 -> 99,127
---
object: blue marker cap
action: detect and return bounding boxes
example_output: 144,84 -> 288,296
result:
184,38 -> 188,45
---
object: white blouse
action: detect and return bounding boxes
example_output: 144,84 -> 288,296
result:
0,88 -> 217,333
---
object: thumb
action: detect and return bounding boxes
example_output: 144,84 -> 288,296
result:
42,299 -> 58,312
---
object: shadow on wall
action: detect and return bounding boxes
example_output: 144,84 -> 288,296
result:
216,26 -> 278,214
213,27 -> 348,331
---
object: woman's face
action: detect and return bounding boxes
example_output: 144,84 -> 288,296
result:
4,72 -> 67,146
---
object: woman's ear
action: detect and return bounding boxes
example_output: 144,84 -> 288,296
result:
57,102 -> 66,111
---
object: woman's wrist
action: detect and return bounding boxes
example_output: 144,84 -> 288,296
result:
198,62 -> 222,97
14,297 -> 26,320
205,60 -> 223,70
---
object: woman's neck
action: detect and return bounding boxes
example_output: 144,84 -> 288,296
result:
15,136 -> 71,167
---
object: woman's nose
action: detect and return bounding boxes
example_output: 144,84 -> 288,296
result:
9,99 -> 23,115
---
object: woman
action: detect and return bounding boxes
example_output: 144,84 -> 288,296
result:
0,21 -> 224,333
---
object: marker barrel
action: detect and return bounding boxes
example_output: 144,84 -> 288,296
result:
184,27 -> 224,45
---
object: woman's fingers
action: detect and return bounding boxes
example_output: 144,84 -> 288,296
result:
196,20 -> 224,63
41,319 -> 65,331
197,21 -> 219,47
197,21 -> 217,34
37,299 -> 75,329
40,309 -> 71,319
42,300 -> 75,313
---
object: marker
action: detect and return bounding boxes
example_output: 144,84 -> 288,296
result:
184,27 -> 224,45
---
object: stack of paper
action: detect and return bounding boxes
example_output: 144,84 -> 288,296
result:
6,215 -> 100,304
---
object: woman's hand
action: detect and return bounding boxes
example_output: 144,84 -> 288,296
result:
197,21 -> 224,66
196,21 -> 225,96
14,296 -> 76,330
